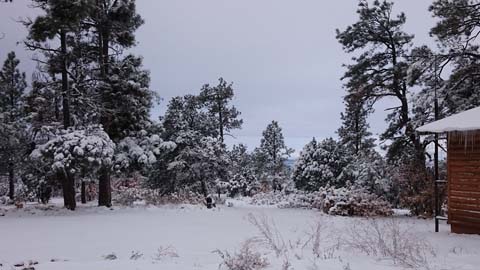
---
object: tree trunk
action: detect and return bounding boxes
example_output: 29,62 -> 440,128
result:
102,30 -> 110,76
59,170 -> 76,210
60,29 -> 70,128
8,162 -> 14,201
200,180 -> 208,198
98,166 -> 112,207
81,181 -> 87,204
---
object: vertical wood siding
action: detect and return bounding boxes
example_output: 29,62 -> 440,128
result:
448,131 -> 480,234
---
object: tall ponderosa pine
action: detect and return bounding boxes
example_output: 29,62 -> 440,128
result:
25,0 -> 90,210
0,52 -> 27,200
199,78 -> 243,142
26,0 -> 90,129
90,0 -> 146,207
25,0 -> 149,208
336,0 -> 422,162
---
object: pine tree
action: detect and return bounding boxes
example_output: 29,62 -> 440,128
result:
24,1 -> 149,208
224,144 -> 259,197
198,78 -> 243,142
152,94 -> 227,196
293,138 -> 350,191
88,0 -> 146,207
336,0 -> 422,163
0,52 -> 26,121
149,134 -> 227,197
0,51 -> 27,200
337,93 -> 375,156
26,72 -> 62,128
429,0 -> 480,113
25,0 -> 91,209
25,0 -> 90,129
99,55 -> 154,142
292,138 -> 321,191
161,95 -> 214,142
88,0 -> 144,77
254,121 -> 293,187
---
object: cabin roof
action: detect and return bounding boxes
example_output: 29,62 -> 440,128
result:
417,106 -> 480,133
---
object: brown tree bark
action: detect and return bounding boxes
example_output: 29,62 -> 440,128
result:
8,162 -> 14,200
98,166 -> 112,207
59,29 -> 74,210
200,179 -> 208,198
59,170 -> 76,210
60,29 -> 70,129
81,181 -> 87,204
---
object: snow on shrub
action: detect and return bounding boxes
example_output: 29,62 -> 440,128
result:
31,125 -> 115,174
115,132 -> 176,172
222,174 -> 261,198
250,190 -> 320,209
250,188 -> 393,217
0,180 -> 7,198
320,187 -> 393,217
0,195 -> 9,205
112,185 -> 204,206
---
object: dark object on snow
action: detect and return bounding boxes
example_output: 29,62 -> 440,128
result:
205,196 -> 216,209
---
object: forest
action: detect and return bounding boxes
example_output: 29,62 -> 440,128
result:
1,1 -> 480,270
1,0 -> 478,215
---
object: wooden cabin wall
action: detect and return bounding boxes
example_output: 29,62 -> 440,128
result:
448,131 -> 480,234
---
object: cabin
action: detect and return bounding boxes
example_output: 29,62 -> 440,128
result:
417,106 -> 480,234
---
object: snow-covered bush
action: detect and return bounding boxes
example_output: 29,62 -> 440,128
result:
250,188 -> 393,217
112,185 -> 205,206
0,194 -> 11,205
223,173 -> 261,198
250,190 -> 321,209
13,181 -> 36,203
112,186 -> 146,206
31,125 -> 115,174
320,187 -> 393,217
115,131 -> 176,173
0,179 -> 7,197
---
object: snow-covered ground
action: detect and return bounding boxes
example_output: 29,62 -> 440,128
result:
0,199 -> 479,270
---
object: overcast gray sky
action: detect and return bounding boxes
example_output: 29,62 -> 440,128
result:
0,0 -> 436,155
